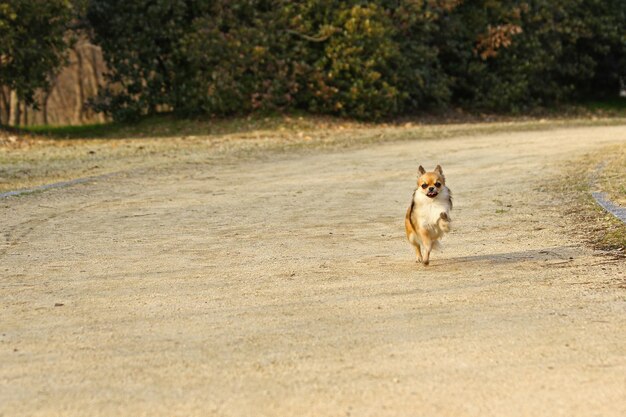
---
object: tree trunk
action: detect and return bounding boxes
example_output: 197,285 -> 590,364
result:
74,46 -> 85,124
90,45 -> 102,91
42,90 -> 50,125
0,87 -> 10,125
22,101 -> 28,126
10,90 -> 20,126
89,45 -> 106,123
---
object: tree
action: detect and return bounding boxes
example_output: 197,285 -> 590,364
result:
0,0 -> 73,114
87,0 -> 212,120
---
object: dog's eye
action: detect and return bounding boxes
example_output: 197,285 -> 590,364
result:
421,183 -> 428,189
435,182 -> 441,188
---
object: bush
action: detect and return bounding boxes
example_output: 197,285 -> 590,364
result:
86,0 -> 212,120
181,1 -> 298,115
439,0 -> 626,111
293,2 -> 403,119
86,0 -> 626,120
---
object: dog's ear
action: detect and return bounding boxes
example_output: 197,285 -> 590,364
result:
434,165 -> 446,182
418,165 -> 426,175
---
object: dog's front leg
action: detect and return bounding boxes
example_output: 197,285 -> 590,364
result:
414,243 -> 423,263
418,230 -> 432,266
438,212 -> 451,232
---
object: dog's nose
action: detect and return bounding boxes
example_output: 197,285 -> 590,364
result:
429,187 -> 435,192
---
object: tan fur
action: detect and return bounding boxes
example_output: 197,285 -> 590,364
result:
405,165 -> 452,266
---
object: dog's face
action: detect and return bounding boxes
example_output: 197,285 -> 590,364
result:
417,165 -> 445,198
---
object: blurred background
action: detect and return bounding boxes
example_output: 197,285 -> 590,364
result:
1,0 -> 625,127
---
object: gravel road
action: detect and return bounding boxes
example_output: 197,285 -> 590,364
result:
1,125 -> 625,417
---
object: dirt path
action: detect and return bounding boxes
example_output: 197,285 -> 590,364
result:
1,125 -> 625,417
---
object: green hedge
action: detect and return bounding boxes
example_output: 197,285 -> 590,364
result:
87,0 -> 626,120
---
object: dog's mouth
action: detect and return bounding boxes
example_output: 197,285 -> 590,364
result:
426,191 -> 438,198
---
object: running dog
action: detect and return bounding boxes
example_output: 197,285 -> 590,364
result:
405,165 -> 452,266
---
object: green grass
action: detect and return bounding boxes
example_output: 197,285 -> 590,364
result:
582,97 -> 626,115
25,122 -> 114,139
22,112 -> 344,140
19,98 -> 626,140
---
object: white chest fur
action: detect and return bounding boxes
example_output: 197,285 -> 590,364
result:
411,187 -> 451,230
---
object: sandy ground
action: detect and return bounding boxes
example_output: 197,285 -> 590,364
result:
1,125 -> 625,417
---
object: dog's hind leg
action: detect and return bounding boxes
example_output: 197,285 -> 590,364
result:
422,245 -> 432,266
406,231 -> 422,263
405,209 -> 423,263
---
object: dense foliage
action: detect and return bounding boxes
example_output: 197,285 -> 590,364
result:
440,0 -> 626,111
0,0 -> 73,107
85,0 -> 625,120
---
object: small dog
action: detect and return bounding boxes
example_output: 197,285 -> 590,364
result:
405,165 -> 452,265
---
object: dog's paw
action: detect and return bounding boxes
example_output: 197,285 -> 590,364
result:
438,212 -> 451,232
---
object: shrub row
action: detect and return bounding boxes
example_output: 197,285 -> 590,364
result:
86,0 -> 626,120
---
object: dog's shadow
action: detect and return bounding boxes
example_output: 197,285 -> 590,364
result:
434,245 -> 580,268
